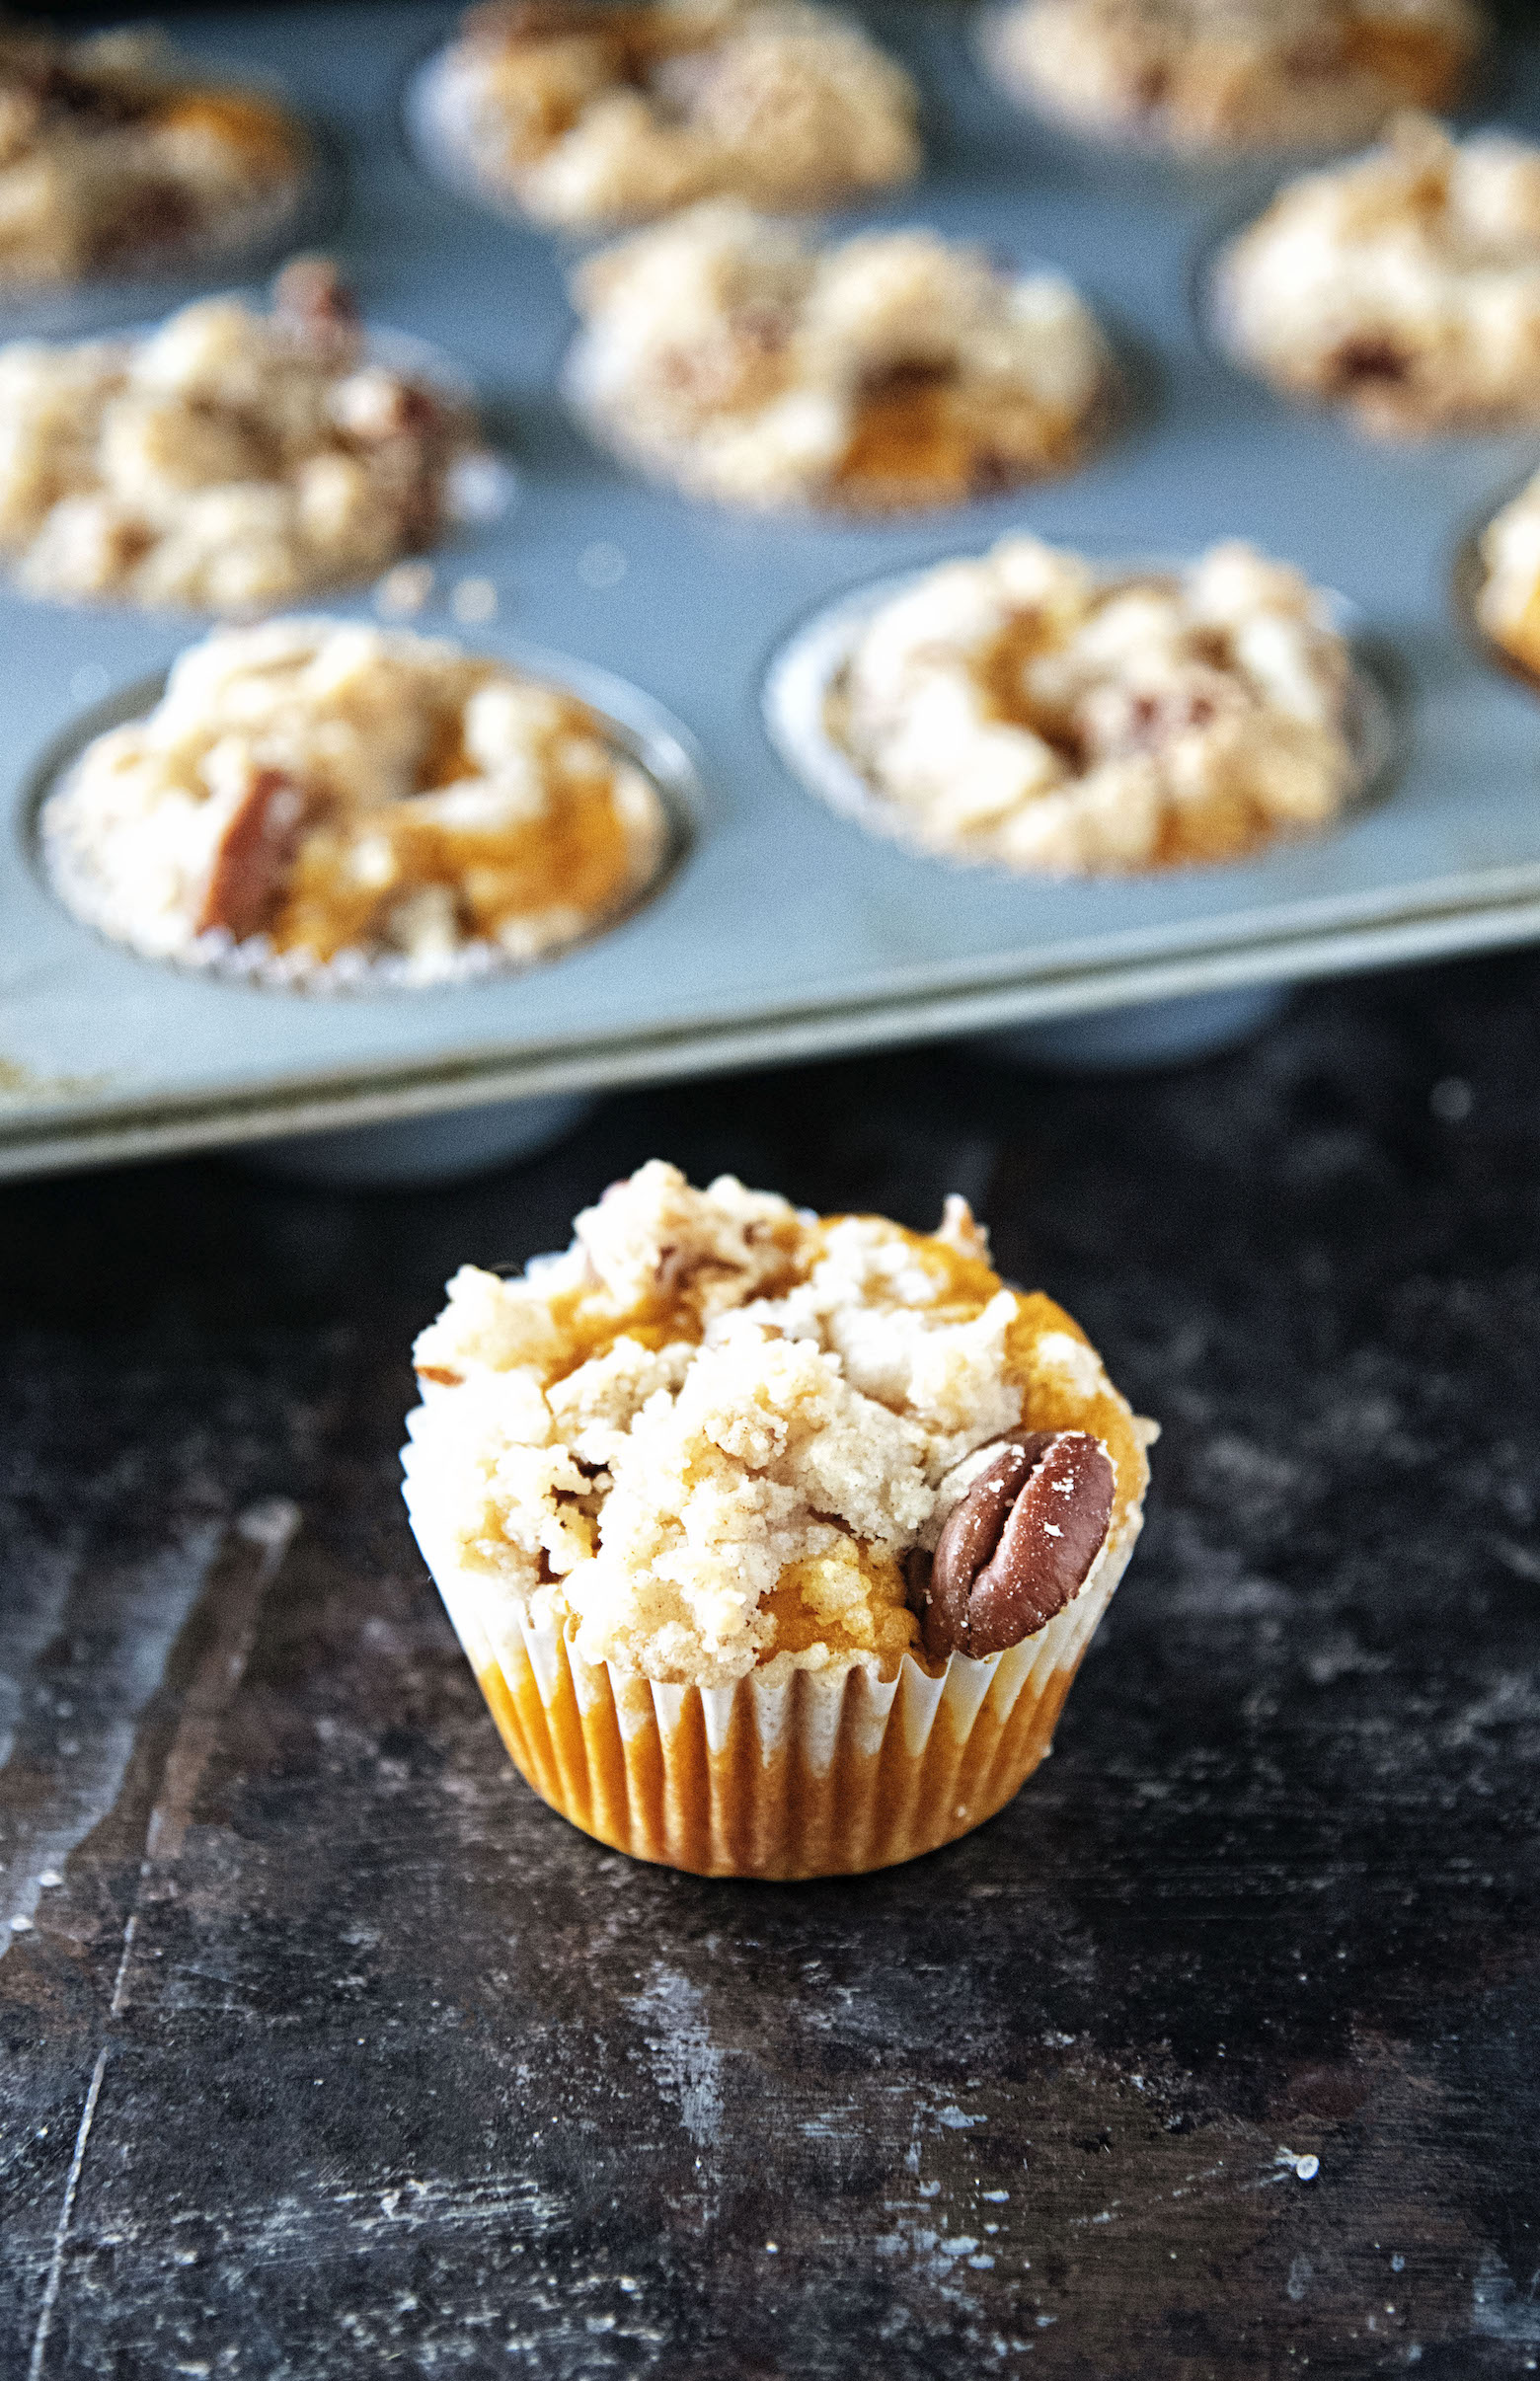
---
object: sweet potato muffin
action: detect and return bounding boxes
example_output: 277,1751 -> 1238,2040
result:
826,534 -> 1359,872
40,617 -> 670,984
566,203 -> 1116,511
0,24 -> 312,289
404,1162 -> 1155,1875
0,262 -> 487,614
983,0 -> 1482,159
1216,114 -> 1540,435
417,0 -> 920,227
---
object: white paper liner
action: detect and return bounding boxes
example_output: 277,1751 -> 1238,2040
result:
761,555 -> 1403,879
401,1411 -> 1140,1879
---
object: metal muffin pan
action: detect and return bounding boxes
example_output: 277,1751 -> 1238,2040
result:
5,1 -> 1540,1182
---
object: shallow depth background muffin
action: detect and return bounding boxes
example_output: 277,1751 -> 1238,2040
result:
565,202 -> 1116,511
0,261 -> 487,615
39,616 -> 670,983
403,1162 -> 1155,1877
825,534 -> 1359,873
1216,114 -> 1540,435
0,24 -> 312,289
417,0 -> 921,227
1476,469 -> 1540,676
983,0 -> 1483,159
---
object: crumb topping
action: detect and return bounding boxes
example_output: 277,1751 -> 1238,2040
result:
40,617 -> 668,979
829,534 -> 1356,873
425,0 -> 920,226
408,1161 -> 1153,1686
0,25 -> 310,289
1217,114 -> 1540,436
566,202 -> 1114,511
0,263 -> 485,616
986,0 -> 1482,159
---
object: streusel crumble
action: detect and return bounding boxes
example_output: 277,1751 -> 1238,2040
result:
409,1162 -> 1151,1688
827,535 -> 1358,872
0,24 -> 311,289
417,0 -> 920,227
983,0 -> 1482,159
0,262 -> 487,615
566,203 -> 1115,511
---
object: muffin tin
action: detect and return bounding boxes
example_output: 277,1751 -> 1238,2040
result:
4,1 -> 1540,1182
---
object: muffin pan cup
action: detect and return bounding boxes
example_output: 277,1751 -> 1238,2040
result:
7,1 -> 1540,1181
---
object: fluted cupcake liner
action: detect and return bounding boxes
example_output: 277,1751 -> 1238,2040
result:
404,1425 -> 1140,1880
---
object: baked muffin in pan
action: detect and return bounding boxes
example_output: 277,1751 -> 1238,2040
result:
774,533 -> 1378,874
38,617 -> 674,988
1214,113 -> 1540,435
565,202 -> 1119,511
982,0 -> 1483,161
0,23 -> 314,291
1472,470 -> 1540,682
411,0 -> 921,228
0,261 -> 491,616
404,1162 -> 1155,1877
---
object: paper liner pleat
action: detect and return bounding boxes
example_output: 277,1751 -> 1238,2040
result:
404,1438 -> 1140,1881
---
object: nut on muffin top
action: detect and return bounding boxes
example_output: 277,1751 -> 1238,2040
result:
426,0 -> 920,228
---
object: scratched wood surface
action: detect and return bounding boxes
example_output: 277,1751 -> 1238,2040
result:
3,955 -> 1540,2379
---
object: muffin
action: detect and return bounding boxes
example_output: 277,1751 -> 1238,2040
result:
416,0 -> 920,229
39,617 -> 671,985
403,1163 -> 1155,1878
820,535 -> 1359,872
0,261 -> 488,616
0,24 -> 312,291
983,0 -> 1483,160
565,203 -> 1116,512
1475,470 -> 1540,680
1216,114 -> 1540,436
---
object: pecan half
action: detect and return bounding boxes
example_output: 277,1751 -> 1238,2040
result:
196,767 -> 310,943
915,1428 -> 1115,1660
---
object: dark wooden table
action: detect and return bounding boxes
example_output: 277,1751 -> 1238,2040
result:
4,955 -> 1539,2379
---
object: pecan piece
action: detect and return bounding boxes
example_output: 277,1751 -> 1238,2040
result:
196,768 -> 309,943
1330,335 -> 1410,388
916,1428 -> 1115,1660
273,254 -> 359,338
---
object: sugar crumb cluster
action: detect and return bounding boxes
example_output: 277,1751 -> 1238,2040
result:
407,1162 -> 1150,1687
